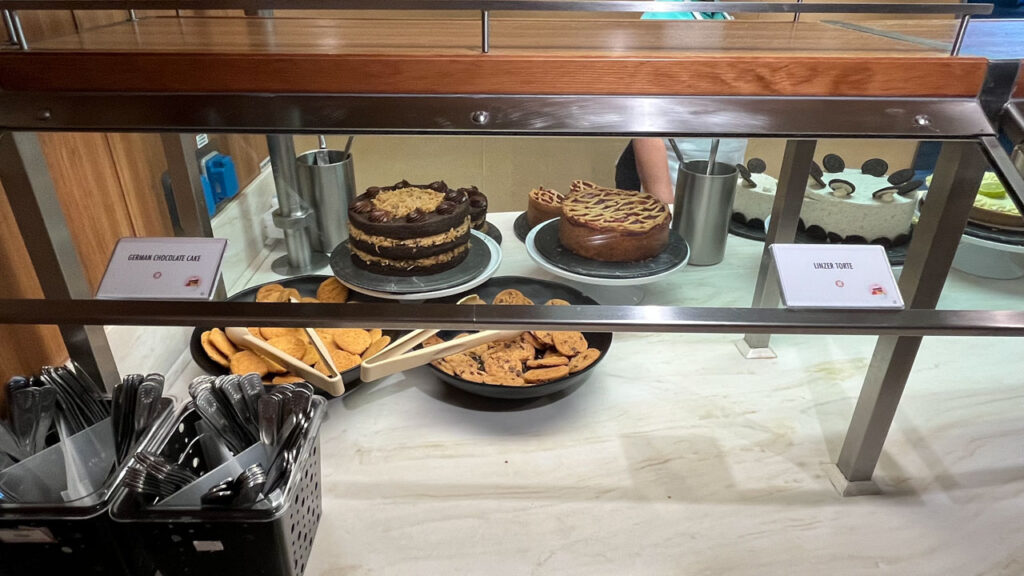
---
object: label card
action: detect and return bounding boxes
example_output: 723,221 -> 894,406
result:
770,244 -> 904,309
96,237 -> 227,301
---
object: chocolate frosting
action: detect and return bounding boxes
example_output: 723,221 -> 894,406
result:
349,180 -> 470,239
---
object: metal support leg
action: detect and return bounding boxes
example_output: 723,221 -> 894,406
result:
9,10 -> 26,50
830,141 -> 987,496
737,139 -> 817,359
3,10 -> 17,45
267,135 -> 327,275
0,132 -> 120,390
951,15 -> 970,56
161,133 -> 226,299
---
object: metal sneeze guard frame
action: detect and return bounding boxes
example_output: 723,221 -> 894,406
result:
0,1 -> 1022,497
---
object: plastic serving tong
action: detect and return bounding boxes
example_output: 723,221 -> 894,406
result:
224,323 -> 344,396
360,294 -> 521,381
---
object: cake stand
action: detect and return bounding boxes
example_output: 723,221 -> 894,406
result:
954,223 -> 1024,279
524,219 -> 688,305
329,230 -> 503,300
513,212 -> 531,243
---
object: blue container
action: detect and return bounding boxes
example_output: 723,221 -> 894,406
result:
201,174 -> 216,217
206,154 -> 240,203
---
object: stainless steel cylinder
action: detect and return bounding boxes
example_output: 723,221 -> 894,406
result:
295,149 -> 356,254
672,160 -> 738,266
267,135 -> 325,274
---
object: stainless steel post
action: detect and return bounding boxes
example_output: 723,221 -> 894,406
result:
0,132 -> 120,391
267,135 -> 328,275
481,10 -> 490,53
738,139 -> 817,358
951,15 -> 971,56
9,9 -> 26,50
832,141 -> 987,494
3,10 -> 16,45
128,9 -> 137,21
160,133 -> 226,299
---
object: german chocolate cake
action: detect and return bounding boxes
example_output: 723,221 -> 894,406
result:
462,186 -> 489,231
348,180 -> 472,276
559,180 -> 671,262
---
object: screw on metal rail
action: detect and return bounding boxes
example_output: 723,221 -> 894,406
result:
913,115 -> 932,127
471,111 -> 490,126
37,109 -> 52,121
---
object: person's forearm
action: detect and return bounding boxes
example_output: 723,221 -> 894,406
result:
632,138 -> 674,204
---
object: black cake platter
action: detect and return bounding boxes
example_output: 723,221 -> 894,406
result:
523,218 -> 689,305
330,229 -> 502,300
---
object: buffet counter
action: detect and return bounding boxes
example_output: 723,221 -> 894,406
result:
164,211 -> 1024,575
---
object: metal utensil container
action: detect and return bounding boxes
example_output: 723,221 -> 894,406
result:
0,397 -> 174,576
672,160 -> 739,266
109,396 -> 327,576
295,149 -> 356,253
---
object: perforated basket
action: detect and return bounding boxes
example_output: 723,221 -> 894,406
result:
0,398 -> 174,576
109,397 -> 326,576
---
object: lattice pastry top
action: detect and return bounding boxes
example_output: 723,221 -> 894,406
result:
529,186 -> 565,208
562,182 -> 670,232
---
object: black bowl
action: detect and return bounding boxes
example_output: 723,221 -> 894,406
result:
188,274 -> 394,396
423,276 -> 612,399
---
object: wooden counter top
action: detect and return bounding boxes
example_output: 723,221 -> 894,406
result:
0,16 -> 988,97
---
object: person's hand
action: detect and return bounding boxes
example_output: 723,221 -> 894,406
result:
632,138 -> 674,204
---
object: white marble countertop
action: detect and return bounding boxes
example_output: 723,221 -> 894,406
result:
169,211 -> 1024,576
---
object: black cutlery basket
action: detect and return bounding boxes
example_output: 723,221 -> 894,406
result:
0,397 -> 174,576
109,397 -> 326,576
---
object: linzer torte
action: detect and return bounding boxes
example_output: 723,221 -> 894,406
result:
348,180 -> 472,276
527,186 -> 565,228
731,154 -> 923,247
558,180 -> 671,262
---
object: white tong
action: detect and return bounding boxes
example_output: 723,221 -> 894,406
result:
225,324 -> 345,396
360,294 -> 521,381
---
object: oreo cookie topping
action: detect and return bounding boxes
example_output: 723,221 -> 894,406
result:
861,158 -> 889,177
746,158 -> 767,174
808,161 -> 827,188
822,153 -> 845,174
897,179 -> 924,196
871,185 -> 900,203
828,179 -> 855,198
736,163 -> 757,188
887,168 -> 915,186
